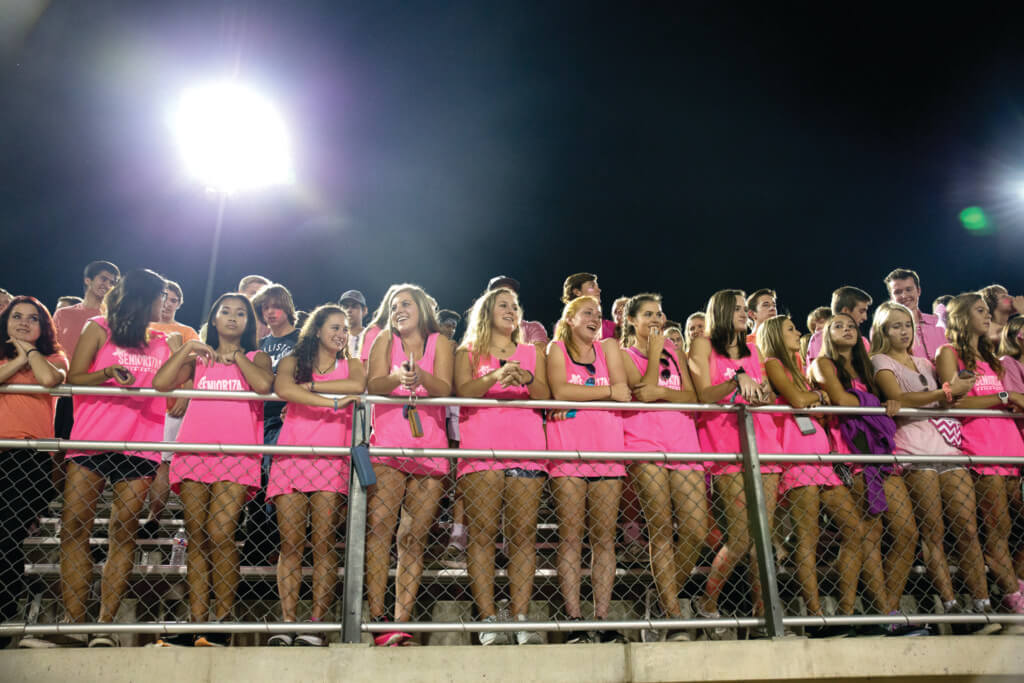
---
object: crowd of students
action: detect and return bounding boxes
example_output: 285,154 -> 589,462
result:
1,263 -> 1023,649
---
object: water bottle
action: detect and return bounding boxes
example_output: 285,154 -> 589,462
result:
169,528 -> 188,566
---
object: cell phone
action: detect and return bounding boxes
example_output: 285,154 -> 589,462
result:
113,368 -> 132,384
794,415 -> 818,436
957,370 -> 974,380
566,409 -> 577,419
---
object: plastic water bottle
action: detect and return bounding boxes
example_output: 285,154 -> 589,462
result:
170,528 -> 188,566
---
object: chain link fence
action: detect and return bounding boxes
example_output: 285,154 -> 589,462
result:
1,385 -> 1023,647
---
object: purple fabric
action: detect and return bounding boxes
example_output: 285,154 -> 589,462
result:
839,388 -> 899,515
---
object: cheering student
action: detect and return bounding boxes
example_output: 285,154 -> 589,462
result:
619,294 -> 706,642
455,287 -> 550,645
58,269 -> 171,648
936,294 -> 1024,622
365,284 -> 454,646
0,297 -> 68,649
153,293 -> 273,647
546,295 -> 630,644
870,302 -> 998,633
266,304 -> 364,646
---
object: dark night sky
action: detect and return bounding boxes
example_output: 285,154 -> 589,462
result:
2,1 -> 1023,333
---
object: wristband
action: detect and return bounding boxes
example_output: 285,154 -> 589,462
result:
332,397 -> 339,412
524,370 -> 535,386
26,349 -> 39,357
941,381 -> 953,403
311,379 -> 315,391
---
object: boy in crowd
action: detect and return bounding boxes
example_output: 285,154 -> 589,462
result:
806,285 -> 873,363
338,289 -> 368,357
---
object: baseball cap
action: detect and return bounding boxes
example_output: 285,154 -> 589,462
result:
487,275 -> 520,292
338,289 -> 366,307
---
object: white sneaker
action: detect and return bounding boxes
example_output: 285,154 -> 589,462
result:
88,633 -> 120,648
18,632 -> 88,648
514,614 -> 543,645
479,615 -> 510,646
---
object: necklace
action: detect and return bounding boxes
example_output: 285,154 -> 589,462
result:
316,358 -> 336,375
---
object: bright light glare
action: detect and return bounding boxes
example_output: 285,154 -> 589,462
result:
170,82 -> 293,193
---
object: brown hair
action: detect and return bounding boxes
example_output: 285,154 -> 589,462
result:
561,273 -> 597,304
945,293 -> 1002,376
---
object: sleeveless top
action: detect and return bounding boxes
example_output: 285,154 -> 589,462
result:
176,351 -> 263,446
68,316 -> 171,461
277,358 -> 355,449
942,344 -> 1024,460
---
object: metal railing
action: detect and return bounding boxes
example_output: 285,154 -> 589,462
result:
1,383 -> 1022,643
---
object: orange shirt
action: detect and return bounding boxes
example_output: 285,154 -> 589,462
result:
1,352 -> 69,439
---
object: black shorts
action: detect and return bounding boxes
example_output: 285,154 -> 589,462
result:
71,452 -> 159,484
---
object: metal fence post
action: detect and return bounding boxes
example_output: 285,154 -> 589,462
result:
341,400 -> 370,643
736,405 -> 785,638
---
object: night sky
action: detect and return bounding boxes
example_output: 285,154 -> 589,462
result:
2,2 -> 1023,333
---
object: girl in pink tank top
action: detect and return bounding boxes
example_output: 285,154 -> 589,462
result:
153,293 -> 273,639
546,295 -> 629,635
61,269 -> 172,630
936,294 -> 1024,615
364,285 -> 455,645
454,288 -> 550,641
812,313 -> 917,621
688,290 -> 783,626
267,305 -> 365,636
759,316 -> 862,631
620,294 -> 707,635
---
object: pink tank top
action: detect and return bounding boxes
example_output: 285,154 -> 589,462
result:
623,342 -> 701,459
459,343 -> 545,450
68,316 -> 172,461
359,325 -> 383,364
277,359 -> 355,448
768,360 -> 831,455
370,332 -> 447,449
176,351 -> 263,446
945,345 -> 1024,458
698,341 -> 782,456
546,339 -> 625,478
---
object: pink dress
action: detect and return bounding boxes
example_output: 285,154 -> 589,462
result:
622,342 -> 702,471
767,359 -> 841,494
370,333 -> 449,477
67,317 -> 171,463
456,343 -> 546,478
944,345 -> 1024,476
697,342 -> 782,475
545,340 -> 626,478
170,351 -> 264,491
267,360 -> 355,499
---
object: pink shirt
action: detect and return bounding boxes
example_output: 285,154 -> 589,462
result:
53,303 -> 102,358
622,342 -> 702,471
913,311 -> 946,362
457,343 -> 546,477
67,317 -> 171,462
358,325 -> 383,364
545,339 -> 625,478
175,352 -> 263,446
943,345 -> 1023,474
370,332 -> 449,477
1000,355 -> 1024,394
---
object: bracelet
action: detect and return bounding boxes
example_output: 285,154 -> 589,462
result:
103,367 -> 112,378
332,397 -> 339,412
524,370 -> 535,386
26,349 -> 39,357
311,379 -> 315,391
941,381 -> 953,403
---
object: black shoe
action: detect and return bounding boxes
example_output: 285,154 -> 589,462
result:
597,629 -> 628,644
807,624 -> 855,639
194,632 -> 231,647
887,623 -> 932,637
564,618 -> 592,644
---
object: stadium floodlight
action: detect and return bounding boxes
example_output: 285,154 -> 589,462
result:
170,81 -> 293,193
170,81 -> 294,315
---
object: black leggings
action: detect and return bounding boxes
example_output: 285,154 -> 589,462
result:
0,448 -> 55,622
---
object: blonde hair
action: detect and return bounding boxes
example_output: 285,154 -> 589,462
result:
459,287 -> 522,372
756,316 -> 808,391
382,284 -> 441,340
945,293 -> 1002,376
998,316 -> 1024,360
554,295 -> 600,360
869,302 -> 916,356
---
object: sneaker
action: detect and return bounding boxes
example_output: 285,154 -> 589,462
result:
885,611 -> 931,637
267,633 -> 294,647
1001,592 -> 1024,635
439,544 -> 467,570
947,600 -> 1001,636
696,606 -> 731,641
564,618 -> 592,644
151,633 -> 193,647
514,614 -> 543,645
294,632 -> 326,647
18,632 -> 87,648
194,633 -> 230,647
372,618 -> 413,647
806,624 -> 855,639
665,628 -> 691,642
479,615 -> 510,646
88,633 -> 120,648
597,629 -> 629,644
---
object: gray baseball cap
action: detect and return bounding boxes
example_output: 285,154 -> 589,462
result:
338,289 -> 366,307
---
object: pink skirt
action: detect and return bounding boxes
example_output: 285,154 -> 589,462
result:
267,454 -> 350,499
169,452 -> 261,492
